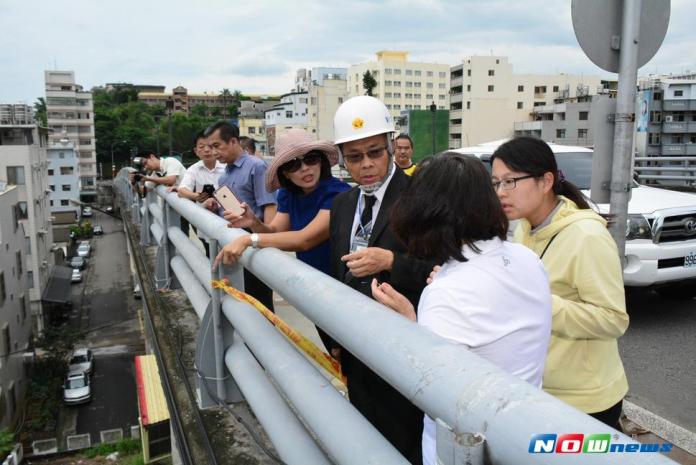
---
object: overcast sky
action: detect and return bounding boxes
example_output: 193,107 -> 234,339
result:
1,0 -> 693,104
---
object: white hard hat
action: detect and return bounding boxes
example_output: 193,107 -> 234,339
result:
333,96 -> 395,145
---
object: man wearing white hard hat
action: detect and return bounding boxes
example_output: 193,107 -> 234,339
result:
329,96 -> 434,464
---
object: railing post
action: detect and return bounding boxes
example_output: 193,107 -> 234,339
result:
153,202 -> 178,290
436,419 -> 485,465
140,190 -> 153,246
210,241 -> 230,401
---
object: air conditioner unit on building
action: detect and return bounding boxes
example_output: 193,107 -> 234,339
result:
665,115 -> 673,122
22,352 -> 35,364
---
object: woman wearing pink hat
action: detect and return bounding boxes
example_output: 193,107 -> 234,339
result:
214,129 -> 350,342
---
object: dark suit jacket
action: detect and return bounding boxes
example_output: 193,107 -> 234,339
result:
330,168 -> 433,307
329,168 -> 433,464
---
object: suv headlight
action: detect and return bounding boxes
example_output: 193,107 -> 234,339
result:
626,215 -> 652,240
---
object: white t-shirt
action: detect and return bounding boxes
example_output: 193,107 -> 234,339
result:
418,238 -> 552,465
179,160 -> 226,192
145,157 -> 187,189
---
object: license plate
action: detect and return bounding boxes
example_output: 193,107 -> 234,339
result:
686,252 -> 696,268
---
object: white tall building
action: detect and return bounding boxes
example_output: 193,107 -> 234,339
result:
0,104 -> 34,125
0,184 -> 33,428
307,69 -> 349,141
449,56 -> 602,147
47,140 -> 81,216
0,123 -> 55,334
348,51 -> 450,119
45,70 -> 97,202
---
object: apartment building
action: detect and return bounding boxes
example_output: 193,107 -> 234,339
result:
449,56 -> 602,147
264,92 -> 308,155
0,186 -> 32,429
0,184 -> 33,429
239,118 -> 267,155
0,104 -> 33,125
348,51 -> 450,120
0,124 -> 55,334
307,71 -> 349,141
634,77 -> 696,187
47,140 -> 81,241
45,70 -> 97,202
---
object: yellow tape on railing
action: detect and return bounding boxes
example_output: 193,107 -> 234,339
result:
212,279 -> 346,385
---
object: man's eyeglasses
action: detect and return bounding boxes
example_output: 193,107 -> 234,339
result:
492,175 -> 536,191
281,152 -> 323,173
343,146 -> 387,165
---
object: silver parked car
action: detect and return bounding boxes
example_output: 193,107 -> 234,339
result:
69,348 -> 94,375
63,371 -> 91,405
70,256 -> 85,270
71,268 -> 82,283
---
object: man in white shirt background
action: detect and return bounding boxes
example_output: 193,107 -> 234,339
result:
175,130 -> 226,256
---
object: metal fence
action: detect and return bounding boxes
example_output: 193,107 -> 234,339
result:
635,156 -> 696,184
115,170 -> 677,465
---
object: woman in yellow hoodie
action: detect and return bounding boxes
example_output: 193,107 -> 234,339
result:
490,136 -> 629,430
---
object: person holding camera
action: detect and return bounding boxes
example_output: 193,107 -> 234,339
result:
129,151 -> 186,190
175,131 -> 226,256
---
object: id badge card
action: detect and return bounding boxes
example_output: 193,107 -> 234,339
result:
351,235 -> 369,253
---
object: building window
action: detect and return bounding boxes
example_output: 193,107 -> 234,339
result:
488,85 -> 495,92
2,325 -> 9,357
385,92 -> 392,98
579,111 -> 589,121
467,70 -> 471,77
438,95 -> 446,100
386,104 -> 392,109
393,69 -> 401,75
650,111 -> 662,123
385,68 -> 392,75
406,81 -> 413,88
285,111 -> 292,118
20,294 -> 26,321
648,133 -> 661,144
62,184 -> 71,191
49,185 -> 55,191
50,200 -> 54,206
405,69 -> 413,76
393,93 -> 401,98
553,85 -> 559,92
60,166 -> 74,175
426,94 -> 434,100
466,102 -> 471,110
517,102 -> 523,109
16,251 -> 22,277
427,71 -> 434,77
674,90 -> 683,97
488,70 -> 495,76
578,129 -> 588,138
6,167 -> 25,185
427,83 -> 434,89
394,104 -> 401,110
0,272 -> 5,305
518,85 -> 524,92
60,200 -> 69,206
414,82 -> 422,88
467,85 -> 471,92
439,83 -> 446,89
439,72 -> 446,78
414,70 -> 421,76
556,129 -> 566,138
393,81 -> 401,87
310,97 -> 317,105
673,135 -> 684,144
653,92 -> 662,101
405,93 -> 413,99
48,169 -> 54,176
414,94 -> 421,99
558,112 -> 566,120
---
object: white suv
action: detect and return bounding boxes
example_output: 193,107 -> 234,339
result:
451,140 -> 696,299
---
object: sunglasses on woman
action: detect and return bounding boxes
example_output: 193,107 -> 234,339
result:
281,151 -> 323,173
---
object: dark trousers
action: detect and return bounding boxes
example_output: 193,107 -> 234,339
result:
243,268 -> 274,313
342,351 -> 423,464
589,399 -> 623,431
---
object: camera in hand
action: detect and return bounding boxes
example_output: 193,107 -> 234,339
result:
202,184 -> 215,196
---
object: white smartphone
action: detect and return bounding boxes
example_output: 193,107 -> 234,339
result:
213,185 -> 244,216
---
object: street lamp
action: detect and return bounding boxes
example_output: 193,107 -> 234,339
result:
110,139 -> 129,179
430,101 -> 437,156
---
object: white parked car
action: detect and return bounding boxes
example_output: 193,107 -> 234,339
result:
77,243 -> 90,258
82,206 -> 92,217
69,348 -> 94,375
63,371 -> 91,405
451,140 -> 696,298
71,268 -> 82,283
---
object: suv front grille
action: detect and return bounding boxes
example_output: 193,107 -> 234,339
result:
656,212 -> 696,243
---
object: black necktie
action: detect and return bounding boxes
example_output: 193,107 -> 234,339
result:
357,194 -> 377,236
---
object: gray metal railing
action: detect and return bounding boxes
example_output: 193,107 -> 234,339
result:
635,156 -> 696,183
115,170 -> 677,465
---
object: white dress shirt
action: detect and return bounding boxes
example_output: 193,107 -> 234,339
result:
349,167 -> 396,249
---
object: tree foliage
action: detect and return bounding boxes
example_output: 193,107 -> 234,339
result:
33,97 -> 47,126
362,71 -> 377,96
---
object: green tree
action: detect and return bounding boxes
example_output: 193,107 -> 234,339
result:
219,88 -> 232,119
0,428 -> 15,457
362,71 -> 377,96
33,97 -> 47,126
191,103 -> 210,117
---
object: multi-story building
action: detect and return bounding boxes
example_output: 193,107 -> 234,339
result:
264,92 -> 309,155
0,183 -> 33,429
0,104 -> 34,125
47,140 -> 81,241
348,51 -> 450,120
307,70 -> 349,141
239,118 -> 267,155
45,70 -> 97,202
0,124 -> 55,334
449,56 -> 602,147
634,77 -> 696,187
138,87 -> 279,118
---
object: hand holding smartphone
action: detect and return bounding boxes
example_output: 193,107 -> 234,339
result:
213,185 -> 244,216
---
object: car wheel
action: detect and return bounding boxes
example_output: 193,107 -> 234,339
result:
655,282 -> 696,300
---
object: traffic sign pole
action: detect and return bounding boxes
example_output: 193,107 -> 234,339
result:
608,0 -> 642,261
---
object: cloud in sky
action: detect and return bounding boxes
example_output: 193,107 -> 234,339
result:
0,0 -> 693,103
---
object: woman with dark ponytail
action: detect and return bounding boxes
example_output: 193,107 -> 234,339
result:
490,136 -> 629,430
